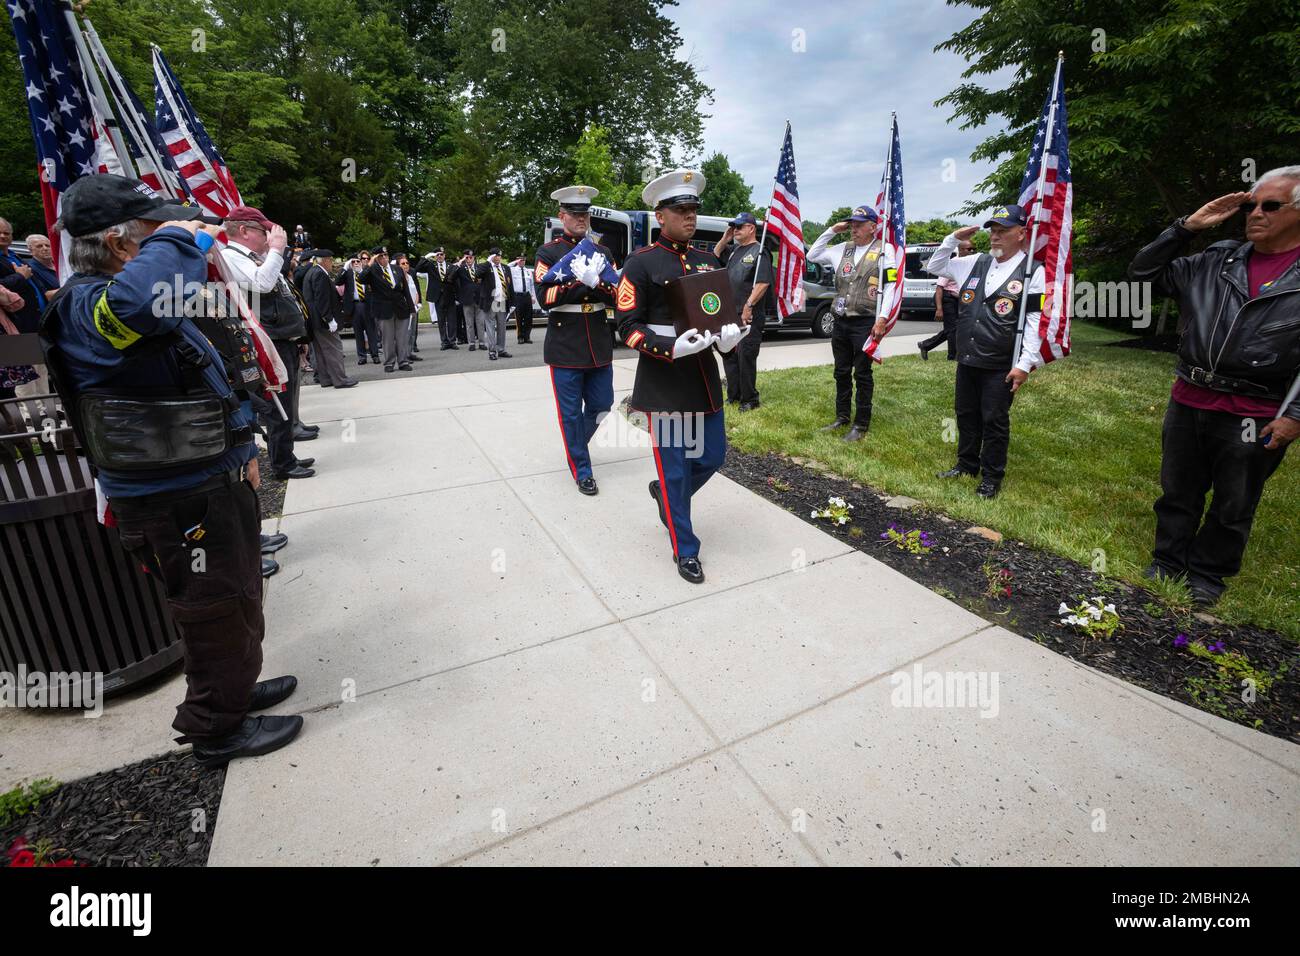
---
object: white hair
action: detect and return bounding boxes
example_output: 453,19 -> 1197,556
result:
26,234 -> 49,246
1253,166 -> 1300,207
67,219 -> 152,274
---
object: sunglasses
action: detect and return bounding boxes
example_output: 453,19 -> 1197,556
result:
1240,200 -> 1292,214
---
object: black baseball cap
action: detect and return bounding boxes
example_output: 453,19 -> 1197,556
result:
728,212 -> 758,227
983,204 -> 1028,227
56,174 -> 210,238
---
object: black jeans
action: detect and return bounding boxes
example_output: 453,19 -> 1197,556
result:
437,296 -> 457,346
113,473 -> 264,741
723,314 -> 764,404
920,292 -> 958,359
830,315 -> 875,427
513,294 -> 534,342
955,362 -> 1015,482
251,338 -> 299,475
1152,399 -> 1288,596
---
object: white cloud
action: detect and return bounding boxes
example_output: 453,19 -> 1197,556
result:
666,0 -> 1018,223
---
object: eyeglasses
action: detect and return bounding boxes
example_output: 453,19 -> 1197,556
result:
1240,200 -> 1292,214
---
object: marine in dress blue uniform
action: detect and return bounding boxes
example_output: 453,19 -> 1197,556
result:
615,170 -> 751,583
535,185 -> 618,495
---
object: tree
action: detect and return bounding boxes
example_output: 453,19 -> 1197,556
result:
698,153 -> 755,218
572,125 -> 645,210
936,0 -> 1300,273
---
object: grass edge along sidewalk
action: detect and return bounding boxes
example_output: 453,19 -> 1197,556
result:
726,322 -> 1300,641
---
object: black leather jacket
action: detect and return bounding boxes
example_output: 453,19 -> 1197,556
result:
1129,220 -> 1300,420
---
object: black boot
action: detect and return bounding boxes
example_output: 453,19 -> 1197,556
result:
189,715 -> 304,768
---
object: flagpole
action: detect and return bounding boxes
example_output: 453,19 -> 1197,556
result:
873,112 -> 896,350
63,3 -> 131,175
750,120 -> 786,321
1012,51 -> 1064,364
84,21 -> 181,199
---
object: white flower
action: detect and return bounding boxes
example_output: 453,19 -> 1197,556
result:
837,516 -> 848,525
1104,604 -> 1116,614
1058,603 -> 1071,615
1087,605 -> 1103,620
810,510 -> 819,518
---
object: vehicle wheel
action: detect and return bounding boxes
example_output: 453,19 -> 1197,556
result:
811,305 -> 833,338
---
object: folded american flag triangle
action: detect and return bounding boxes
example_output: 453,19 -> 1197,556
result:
541,237 -> 619,285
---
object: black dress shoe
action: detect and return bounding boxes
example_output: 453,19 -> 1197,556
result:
448,343 -> 460,350
935,466 -> 976,479
918,343 -> 931,361
295,457 -> 315,468
190,715 -> 304,768
248,675 -> 298,711
260,532 -> 288,555
300,425 -> 320,434
335,379 -> 358,388
577,477 -> 598,496
468,344 -> 477,351
274,465 -> 316,479
409,354 -> 424,361
976,479 -> 1001,499
818,419 -> 850,432
649,480 -> 667,528
739,400 -> 760,411
843,426 -> 867,442
293,429 -> 318,442
489,352 -> 498,360
676,555 -> 704,584
498,350 -> 512,358
398,362 -> 413,370
357,356 -> 367,365
1189,583 -> 1221,608
261,556 -> 279,578
384,365 -> 396,373
440,344 -> 452,350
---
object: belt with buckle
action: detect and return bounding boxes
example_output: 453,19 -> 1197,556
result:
1178,363 -> 1269,396
551,303 -> 607,314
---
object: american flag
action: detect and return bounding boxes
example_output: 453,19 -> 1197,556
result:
763,122 -> 805,319
1016,55 -> 1072,363
152,44 -> 239,217
8,0 -> 109,275
864,113 -> 906,360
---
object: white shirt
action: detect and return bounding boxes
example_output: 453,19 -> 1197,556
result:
220,240 -> 285,295
509,262 -> 534,298
926,231 -> 1046,373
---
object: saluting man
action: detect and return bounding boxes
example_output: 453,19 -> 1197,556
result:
535,185 -> 619,495
926,204 -> 1046,498
616,169 -> 750,584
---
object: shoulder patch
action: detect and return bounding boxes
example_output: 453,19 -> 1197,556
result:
534,260 -> 548,282
616,275 -> 637,311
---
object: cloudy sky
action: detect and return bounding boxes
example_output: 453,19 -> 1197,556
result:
665,0 -> 1015,225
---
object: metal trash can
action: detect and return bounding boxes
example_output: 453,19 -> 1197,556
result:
0,393 -> 182,702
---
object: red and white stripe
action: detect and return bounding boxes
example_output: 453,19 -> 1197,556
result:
161,127 -> 231,218
766,179 -> 805,318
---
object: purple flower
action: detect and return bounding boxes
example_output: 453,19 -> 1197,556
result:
1208,641 -> 1226,653
1173,634 -> 1189,647
879,532 -> 889,539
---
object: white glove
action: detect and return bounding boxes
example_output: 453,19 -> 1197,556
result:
672,328 -> 716,359
328,320 -> 338,333
715,322 -> 751,353
572,252 -> 607,288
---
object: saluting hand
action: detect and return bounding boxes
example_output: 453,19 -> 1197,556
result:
953,226 -> 980,242
1185,192 -> 1252,231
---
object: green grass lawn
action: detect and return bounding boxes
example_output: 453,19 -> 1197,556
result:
728,322 -> 1300,640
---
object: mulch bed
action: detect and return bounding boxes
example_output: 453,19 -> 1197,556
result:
1,752 -> 224,867
255,446 -> 287,518
722,448 -> 1300,744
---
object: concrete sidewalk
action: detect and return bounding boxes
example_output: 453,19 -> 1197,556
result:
204,336 -> 1297,865
3,335 -> 1296,865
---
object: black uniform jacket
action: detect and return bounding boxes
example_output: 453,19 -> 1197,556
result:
535,232 -> 618,368
301,265 -> 343,332
362,261 -> 411,321
616,236 -> 725,414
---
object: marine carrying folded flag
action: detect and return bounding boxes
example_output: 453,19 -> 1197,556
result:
540,237 -> 620,286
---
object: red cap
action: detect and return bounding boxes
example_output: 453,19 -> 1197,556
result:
223,205 -> 275,229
